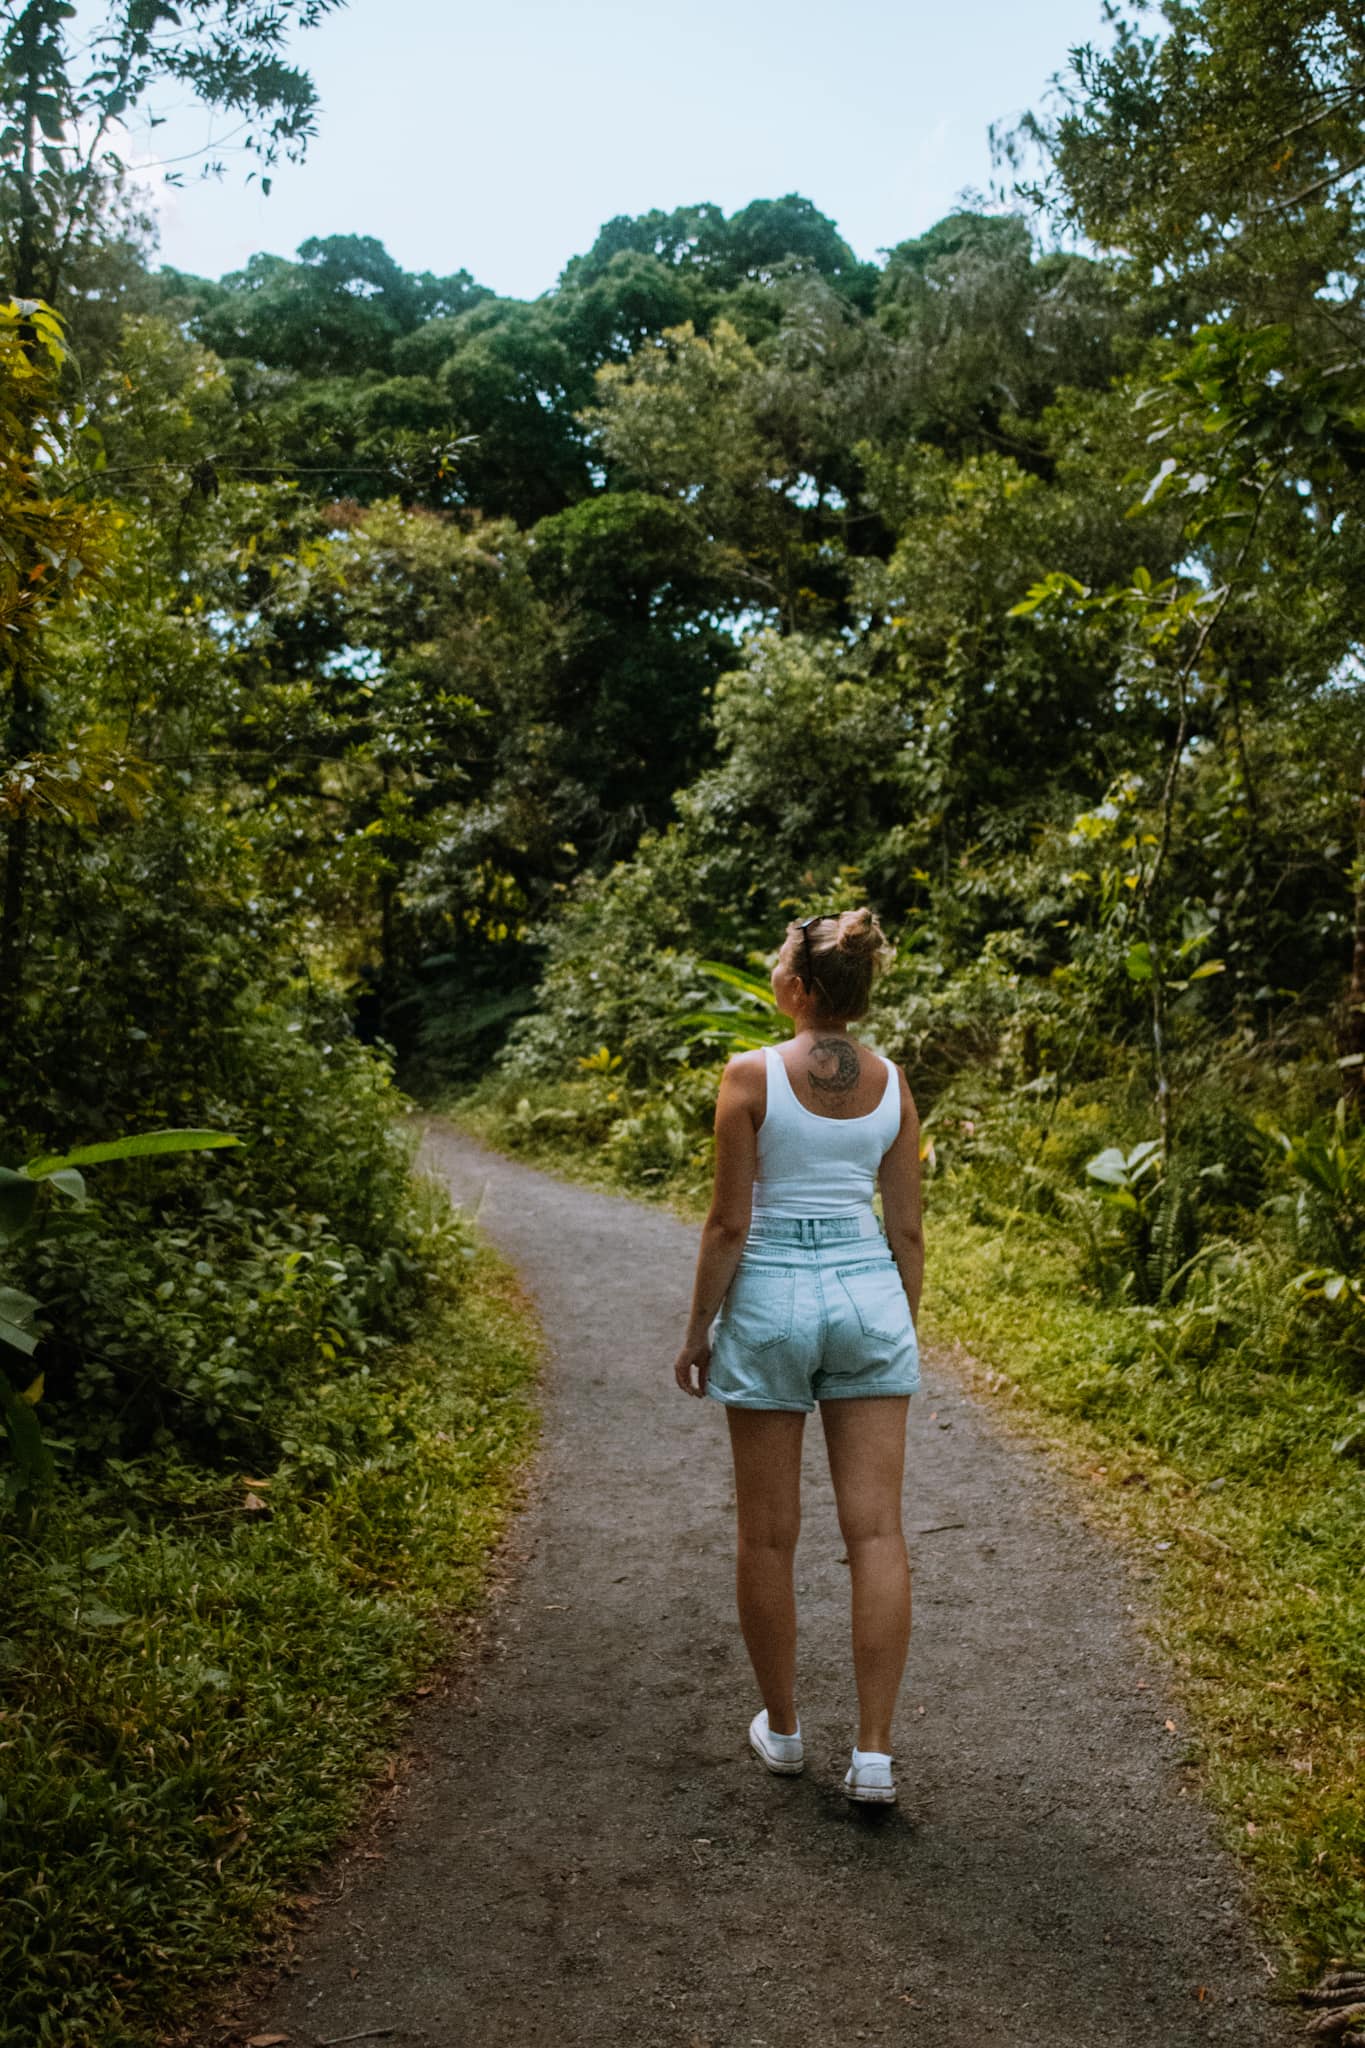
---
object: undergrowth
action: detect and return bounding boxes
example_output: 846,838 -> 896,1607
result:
0,1202 -> 542,2048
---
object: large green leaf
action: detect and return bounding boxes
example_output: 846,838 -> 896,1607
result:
676,1011 -> 780,1051
695,960 -> 776,1006
22,1128 -> 243,1177
1086,1147 -> 1130,1186
0,1317 -> 38,1358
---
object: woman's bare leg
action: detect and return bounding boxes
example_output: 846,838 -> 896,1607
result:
819,1395 -> 911,1754
724,1407 -> 806,1735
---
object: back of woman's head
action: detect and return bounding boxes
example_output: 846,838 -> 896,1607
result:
784,906 -> 894,1022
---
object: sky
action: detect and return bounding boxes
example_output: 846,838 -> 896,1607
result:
106,0 -> 1115,297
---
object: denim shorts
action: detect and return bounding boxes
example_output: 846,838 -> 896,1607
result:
705,1212 -> 919,1414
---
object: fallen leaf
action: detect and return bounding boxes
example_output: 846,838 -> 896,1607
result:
1164,1718 -> 1177,1733
247,2034 -> 290,2046
242,1492 -> 268,1513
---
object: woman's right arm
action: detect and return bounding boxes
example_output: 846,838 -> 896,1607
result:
673,1053 -> 760,1396
878,1068 -> 924,1320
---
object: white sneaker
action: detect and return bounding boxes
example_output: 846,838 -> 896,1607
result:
748,1709 -> 804,1774
843,1747 -> 897,1804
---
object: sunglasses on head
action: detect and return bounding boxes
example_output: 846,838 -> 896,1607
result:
795,912 -> 834,993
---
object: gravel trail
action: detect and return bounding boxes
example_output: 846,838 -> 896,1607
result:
237,1118 -> 1296,2048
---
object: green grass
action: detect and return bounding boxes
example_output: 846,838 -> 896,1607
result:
0,1212 -> 542,2048
924,1216 -> 1365,1980
439,1076 -> 1365,1985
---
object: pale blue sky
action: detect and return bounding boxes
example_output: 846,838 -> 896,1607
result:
113,0 -> 1113,295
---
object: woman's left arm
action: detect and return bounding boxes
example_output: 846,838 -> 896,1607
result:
673,1055 -> 759,1397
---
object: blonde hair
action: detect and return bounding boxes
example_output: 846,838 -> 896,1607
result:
783,906 -> 894,1022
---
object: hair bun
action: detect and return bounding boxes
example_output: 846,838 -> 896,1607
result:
834,907 -> 885,959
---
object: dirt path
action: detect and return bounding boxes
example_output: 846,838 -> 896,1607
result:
238,1119 -> 1297,2048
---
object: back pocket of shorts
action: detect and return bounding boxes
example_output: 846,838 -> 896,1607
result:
835,1259 -> 911,1343
722,1264 -> 796,1350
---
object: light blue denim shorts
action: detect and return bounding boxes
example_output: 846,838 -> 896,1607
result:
706,1212 -> 919,1414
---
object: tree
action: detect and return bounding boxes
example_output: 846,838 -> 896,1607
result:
1,0 -> 346,304
1004,0 -> 1365,321
873,211 -> 1136,463
188,235 -> 489,378
1002,0 -> 1365,1108
592,317 -> 846,632
0,0 -> 341,1044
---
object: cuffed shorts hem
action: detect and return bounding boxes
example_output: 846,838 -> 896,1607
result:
704,1383 -> 814,1414
813,1381 -> 918,1402
705,1376 -> 918,1412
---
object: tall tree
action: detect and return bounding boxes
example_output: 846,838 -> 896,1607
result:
0,0 -> 342,1044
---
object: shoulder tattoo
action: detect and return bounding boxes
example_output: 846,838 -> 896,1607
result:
808,1036 -> 860,1095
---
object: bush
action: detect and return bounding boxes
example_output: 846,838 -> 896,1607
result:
3,985 -> 437,1479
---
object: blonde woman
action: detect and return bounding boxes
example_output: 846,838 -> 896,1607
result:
673,908 -> 923,1805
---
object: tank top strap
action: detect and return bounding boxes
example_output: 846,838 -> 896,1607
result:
762,1042 -> 796,1126
879,1052 -> 901,1140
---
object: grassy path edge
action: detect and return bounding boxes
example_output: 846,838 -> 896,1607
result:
2,1170 -> 544,2048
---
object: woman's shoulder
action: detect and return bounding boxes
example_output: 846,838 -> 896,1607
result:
720,1047 -> 769,1126
720,1046 -> 771,1093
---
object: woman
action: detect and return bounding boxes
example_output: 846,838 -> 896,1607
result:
673,907 -> 923,1806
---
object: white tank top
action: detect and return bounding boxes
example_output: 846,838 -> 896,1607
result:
750,1043 -> 901,1219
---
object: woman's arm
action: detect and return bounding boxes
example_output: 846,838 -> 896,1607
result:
877,1068 -> 924,1319
673,1054 -> 760,1396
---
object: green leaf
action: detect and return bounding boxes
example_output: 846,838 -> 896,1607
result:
1188,959 -> 1226,981
1086,1147 -> 1130,1186
676,1011 -> 778,1050
71,1600 -> 131,1630
1139,460 -> 1176,508
1125,942 -> 1154,984
695,960 -> 776,1006
22,1128 -> 242,1176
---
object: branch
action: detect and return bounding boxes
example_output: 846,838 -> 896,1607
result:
1274,151 -> 1365,212
1141,472 -> 1278,909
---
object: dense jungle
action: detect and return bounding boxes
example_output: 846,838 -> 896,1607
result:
2,1 -> 1364,2042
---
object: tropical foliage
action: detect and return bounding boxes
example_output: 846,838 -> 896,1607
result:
2,0 -> 1364,2024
